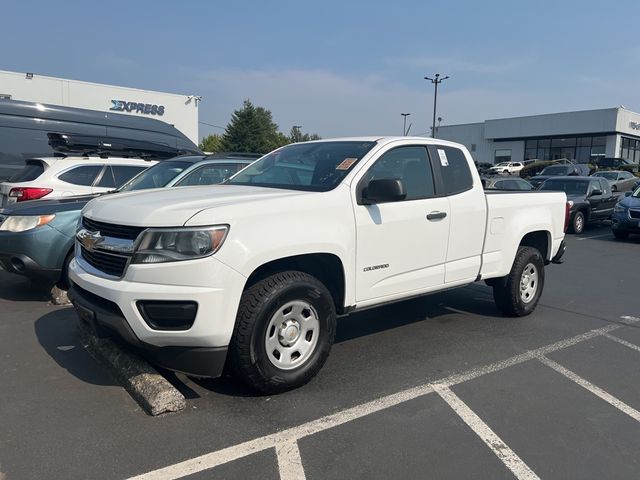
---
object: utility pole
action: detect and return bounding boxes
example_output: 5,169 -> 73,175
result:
401,113 -> 411,136
424,74 -> 449,138
292,125 -> 303,143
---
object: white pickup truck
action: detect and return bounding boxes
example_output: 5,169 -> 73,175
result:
69,137 -> 568,393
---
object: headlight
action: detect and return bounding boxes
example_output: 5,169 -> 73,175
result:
0,214 -> 55,232
614,203 -> 628,213
132,225 -> 229,264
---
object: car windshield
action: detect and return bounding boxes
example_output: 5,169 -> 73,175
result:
633,185 -> 640,198
594,172 -> 617,180
494,162 -> 509,167
226,141 -> 377,191
540,165 -> 569,176
118,160 -> 193,191
541,179 -> 590,195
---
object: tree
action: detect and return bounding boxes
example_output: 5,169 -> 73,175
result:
199,134 -> 223,153
290,126 -> 321,143
220,100 -> 290,154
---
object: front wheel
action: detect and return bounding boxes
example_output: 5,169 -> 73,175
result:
492,246 -> 545,317
228,271 -> 336,394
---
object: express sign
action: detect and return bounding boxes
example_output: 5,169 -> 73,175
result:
110,100 -> 165,116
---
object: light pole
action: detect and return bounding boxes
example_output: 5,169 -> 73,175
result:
424,74 -> 449,138
401,113 -> 411,136
292,125 -> 302,142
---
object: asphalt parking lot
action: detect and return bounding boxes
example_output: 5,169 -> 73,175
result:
1,224 -> 639,480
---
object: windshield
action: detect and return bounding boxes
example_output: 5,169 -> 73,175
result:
494,162 -> 509,167
541,179 -> 590,195
633,185 -> 640,198
539,165 -> 569,176
593,172 -> 617,180
227,141 -> 377,191
118,160 -> 193,191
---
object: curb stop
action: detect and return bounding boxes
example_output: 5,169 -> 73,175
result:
77,321 -> 186,416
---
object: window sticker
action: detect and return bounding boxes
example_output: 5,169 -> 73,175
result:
437,149 -> 449,166
336,158 -> 358,170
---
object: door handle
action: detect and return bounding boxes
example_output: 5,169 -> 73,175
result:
427,211 -> 447,220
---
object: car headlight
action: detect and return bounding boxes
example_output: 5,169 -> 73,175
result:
0,214 -> 55,232
613,203 -> 628,213
131,225 -> 229,264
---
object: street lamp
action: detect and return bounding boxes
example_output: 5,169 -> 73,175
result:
424,74 -> 449,138
401,113 -> 411,136
293,125 -> 302,143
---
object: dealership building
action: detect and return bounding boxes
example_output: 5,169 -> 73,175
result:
0,69 -> 200,143
437,107 -> 640,165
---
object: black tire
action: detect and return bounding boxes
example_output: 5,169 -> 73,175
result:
612,229 -> 629,240
228,271 -> 336,394
492,246 -> 545,317
570,211 -> 585,234
56,250 -> 75,290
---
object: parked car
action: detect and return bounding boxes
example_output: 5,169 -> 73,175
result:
0,154 -> 257,288
591,170 -> 638,192
483,176 -> 534,191
488,161 -> 524,175
611,187 -> 640,239
0,156 -> 155,205
69,137 -> 567,393
529,164 -> 591,188
0,99 -> 200,179
592,157 -> 639,173
540,176 -> 617,233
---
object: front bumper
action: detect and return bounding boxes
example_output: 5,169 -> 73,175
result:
68,255 -> 247,349
0,226 -> 72,282
68,283 -> 228,377
611,212 -> 640,233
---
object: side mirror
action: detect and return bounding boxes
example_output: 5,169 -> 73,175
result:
361,178 -> 406,205
590,188 -> 602,197
625,191 -> 633,197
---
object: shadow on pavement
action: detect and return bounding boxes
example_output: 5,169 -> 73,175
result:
0,270 -> 51,302
34,308 -> 117,387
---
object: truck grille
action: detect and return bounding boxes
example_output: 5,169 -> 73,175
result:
630,209 -> 640,219
82,216 -> 145,240
80,246 -> 129,277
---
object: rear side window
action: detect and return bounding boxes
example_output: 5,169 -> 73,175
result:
96,165 -> 147,188
58,165 -> 103,186
436,146 -> 474,195
8,161 -> 45,182
176,164 -> 240,186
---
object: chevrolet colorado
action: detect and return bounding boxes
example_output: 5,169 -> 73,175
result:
69,137 -> 568,393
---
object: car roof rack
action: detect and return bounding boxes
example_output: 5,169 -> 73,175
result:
47,133 -> 186,160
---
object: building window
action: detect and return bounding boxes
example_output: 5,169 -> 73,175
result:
495,149 -> 512,163
519,135 -> 608,163
0,94 -> 11,100
620,136 -> 640,162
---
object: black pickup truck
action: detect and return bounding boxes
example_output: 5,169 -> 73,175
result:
540,176 -> 618,233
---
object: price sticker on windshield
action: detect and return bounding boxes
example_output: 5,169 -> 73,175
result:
336,158 -> 358,170
437,149 -> 449,167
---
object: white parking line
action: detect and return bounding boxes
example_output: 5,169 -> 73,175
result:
275,439 -> 306,480
432,383 -> 540,480
537,356 -> 640,423
602,333 -> 640,353
576,234 -> 612,241
128,317 -> 637,480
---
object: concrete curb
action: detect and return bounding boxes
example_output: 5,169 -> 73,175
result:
77,322 -> 186,416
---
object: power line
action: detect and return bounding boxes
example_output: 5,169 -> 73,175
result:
199,121 -> 226,130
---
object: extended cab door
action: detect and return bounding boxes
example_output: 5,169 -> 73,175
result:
353,145 -> 450,302
429,145 -> 486,284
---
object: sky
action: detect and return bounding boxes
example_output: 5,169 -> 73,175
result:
4,0 -> 640,142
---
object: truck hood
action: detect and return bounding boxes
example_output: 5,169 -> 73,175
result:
82,185 -> 309,226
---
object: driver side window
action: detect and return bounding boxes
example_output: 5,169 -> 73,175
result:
364,146 -> 435,200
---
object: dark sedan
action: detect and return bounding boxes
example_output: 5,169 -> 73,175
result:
540,176 -> 617,233
611,186 -> 640,239
529,164 -> 591,189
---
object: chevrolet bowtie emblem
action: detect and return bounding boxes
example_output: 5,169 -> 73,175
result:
78,229 -> 104,252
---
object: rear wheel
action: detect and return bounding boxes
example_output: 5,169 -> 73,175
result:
570,211 -> 585,234
612,229 -> 629,240
492,246 -> 545,317
228,271 -> 336,394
